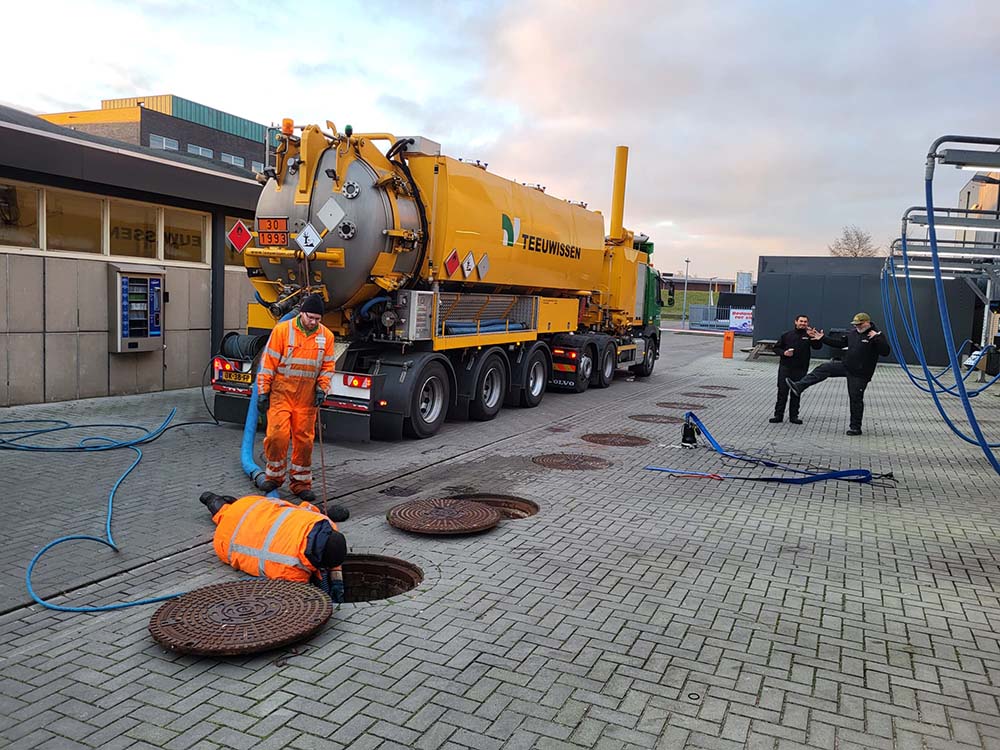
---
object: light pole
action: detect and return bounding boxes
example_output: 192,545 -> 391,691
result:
682,258 -> 690,327
707,276 -> 717,307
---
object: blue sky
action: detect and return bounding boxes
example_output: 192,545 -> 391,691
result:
6,0 -> 1000,277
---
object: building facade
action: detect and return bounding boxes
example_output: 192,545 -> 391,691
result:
0,104 -> 262,406
40,95 -> 268,175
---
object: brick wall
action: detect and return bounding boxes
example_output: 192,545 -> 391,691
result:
139,109 -> 265,169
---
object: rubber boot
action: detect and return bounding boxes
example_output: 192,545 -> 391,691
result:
296,489 -> 317,504
259,480 -> 279,493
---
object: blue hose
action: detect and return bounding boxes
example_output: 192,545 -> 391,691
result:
2,411 -> 190,612
359,295 -> 390,320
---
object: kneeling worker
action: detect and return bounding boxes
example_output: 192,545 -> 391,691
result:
200,492 -> 350,602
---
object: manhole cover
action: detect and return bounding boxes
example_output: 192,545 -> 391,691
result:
681,392 -> 728,399
581,433 -> 651,447
387,497 -> 501,535
148,580 -> 332,656
446,494 -> 539,519
629,414 -> 686,424
656,402 -> 706,410
532,453 -> 612,470
379,485 -> 418,497
342,554 -> 424,602
697,385 -> 739,391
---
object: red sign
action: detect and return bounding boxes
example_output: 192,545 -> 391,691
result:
227,220 -> 253,253
444,249 -> 460,276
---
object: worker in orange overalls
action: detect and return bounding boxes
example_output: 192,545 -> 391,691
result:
200,491 -> 350,602
256,294 -> 336,503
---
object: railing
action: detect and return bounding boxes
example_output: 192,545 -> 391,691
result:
688,305 -> 754,334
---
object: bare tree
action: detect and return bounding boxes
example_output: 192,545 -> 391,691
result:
828,225 -> 881,257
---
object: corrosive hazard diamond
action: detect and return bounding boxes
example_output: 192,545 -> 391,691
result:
227,220 -> 252,253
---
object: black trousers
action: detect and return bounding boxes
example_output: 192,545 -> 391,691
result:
775,364 -> 807,419
795,360 -> 870,430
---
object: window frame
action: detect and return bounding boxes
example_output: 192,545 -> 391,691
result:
221,152 -> 245,168
150,134 -> 179,151
187,143 -> 213,159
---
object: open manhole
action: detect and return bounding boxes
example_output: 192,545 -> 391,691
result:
341,554 -> 423,602
446,493 -> 539,519
697,385 -> 739,391
681,392 -> 729,399
149,579 -> 332,656
387,497 -> 501,535
581,433 -> 651,447
656,402 -> 706,410
533,453 -> 612,470
629,414 -> 686,424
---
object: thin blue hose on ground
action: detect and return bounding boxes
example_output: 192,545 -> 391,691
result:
0,412 -> 189,612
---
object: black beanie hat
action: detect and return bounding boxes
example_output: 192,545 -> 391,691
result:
320,530 -> 348,568
299,294 -> 325,316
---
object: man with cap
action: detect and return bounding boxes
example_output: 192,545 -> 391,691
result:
786,313 -> 891,435
200,491 -> 350,602
256,294 -> 336,503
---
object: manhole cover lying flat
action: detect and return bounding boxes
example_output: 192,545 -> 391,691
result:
387,497 -> 501,535
629,414 -> 686,424
697,385 -> 739,391
533,453 -> 612,470
342,554 -> 423,602
681,392 -> 728,399
149,580 -> 332,656
446,494 -> 539,519
657,402 -> 706,410
581,433 -> 651,447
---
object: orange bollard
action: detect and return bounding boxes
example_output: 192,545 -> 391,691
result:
722,331 -> 735,358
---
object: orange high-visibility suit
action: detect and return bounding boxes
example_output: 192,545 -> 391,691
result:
212,495 -> 340,582
256,317 -> 336,494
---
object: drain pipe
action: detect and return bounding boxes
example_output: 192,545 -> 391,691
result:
241,311 -> 297,490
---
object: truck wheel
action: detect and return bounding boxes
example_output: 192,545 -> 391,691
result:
519,348 -> 548,408
470,353 -> 507,421
574,348 -> 594,393
630,339 -> 656,378
404,361 -> 450,438
595,344 -> 616,388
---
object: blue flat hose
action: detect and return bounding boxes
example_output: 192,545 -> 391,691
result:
643,412 -> 873,484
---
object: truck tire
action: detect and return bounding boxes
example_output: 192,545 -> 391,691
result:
519,348 -> 549,408
404,361 -> 450,438
630,338 -> 656,378
595,343 -> 616,388
574,347 -> 594,393
469,353 -> 507,421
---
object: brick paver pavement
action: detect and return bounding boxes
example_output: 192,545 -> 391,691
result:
2,332 -> 999,749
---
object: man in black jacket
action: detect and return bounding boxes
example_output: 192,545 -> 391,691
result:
787,312 -> 891,435
770,314 -> 822,424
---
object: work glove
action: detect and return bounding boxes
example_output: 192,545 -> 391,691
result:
315,389 -> 326,407
258,392 -> 270,413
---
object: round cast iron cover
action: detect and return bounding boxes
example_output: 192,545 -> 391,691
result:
581,433 -> 651,447
533,453 -> 612,470
681,392 -> 728,399
446,494 -> 540,519
148,579 -> 332,656
656,402 -> 706,410
697,385 -> 739,391
629,414 -> 686,424
387,497 -> 501,535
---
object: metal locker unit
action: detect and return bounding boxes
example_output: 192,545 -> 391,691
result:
108,263 -> 165,353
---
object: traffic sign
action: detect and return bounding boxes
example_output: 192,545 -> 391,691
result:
227,220 -> 252,253
295,223 -> 322,256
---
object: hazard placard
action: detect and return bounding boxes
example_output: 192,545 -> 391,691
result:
444,249 -> 461,276
227,220 -> 252,254
461,251 -> 475,278
477,253 -> 490,280
295,223 -> 322,256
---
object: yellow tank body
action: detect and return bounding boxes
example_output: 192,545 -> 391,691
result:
406,156 -> 607,293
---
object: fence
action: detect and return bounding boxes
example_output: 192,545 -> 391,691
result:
687,305 -> 754,335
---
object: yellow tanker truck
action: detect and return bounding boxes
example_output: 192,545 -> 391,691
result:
212,120 -> 667,440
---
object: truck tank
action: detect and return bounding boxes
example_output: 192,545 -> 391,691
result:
249,124 -> 611,317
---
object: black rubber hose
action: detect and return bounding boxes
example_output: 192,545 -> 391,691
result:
392,152 -> 430,289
